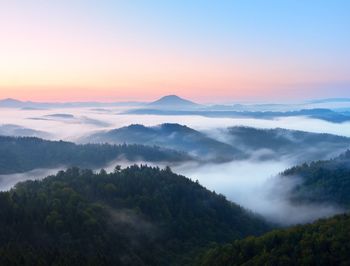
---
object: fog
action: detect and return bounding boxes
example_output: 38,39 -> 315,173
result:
0,168 -> 63,191
0,107 -> 348,225
173,160 -> 343,225
2,108 -> 350,142
95,157 -> 344,225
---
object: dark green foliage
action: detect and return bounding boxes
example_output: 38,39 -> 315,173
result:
226,127 -> 350,162
0,136 -> 191,174
84,123 -> 242,162
282,150 -> 350,208
196,213 -> 350,266
0,165 -> 270,265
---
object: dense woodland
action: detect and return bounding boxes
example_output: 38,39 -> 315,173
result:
282,150 -> 350,208
0,136 -> 191,174
84,123 -> 241,162
85,123 -> 350,163
226,126 -> 350,162
1,135 -> 350,265
0,165 -> 270,265
197,213 -> 350,266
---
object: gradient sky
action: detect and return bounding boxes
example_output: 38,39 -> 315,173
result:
0,0 -> 349,102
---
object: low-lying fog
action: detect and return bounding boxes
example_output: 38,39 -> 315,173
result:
0,168 -> 63,192
2,107 -> 350,141
0,107 -> 348,225
174,161 -> 343,225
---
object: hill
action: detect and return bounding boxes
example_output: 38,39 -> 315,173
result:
281,150 -> 350,208
0,124 -> 50,139
0,165 -> 271,265
225,126 -> 350,162
0,136 -> 191,175
85,124 -> 350,163
83,123 -> 241,162
148,95 -> 200,109
125,108 -> 350,123
197,213 -> 350,266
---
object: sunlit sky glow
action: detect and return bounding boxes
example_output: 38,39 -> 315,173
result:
0,0 -> 349,102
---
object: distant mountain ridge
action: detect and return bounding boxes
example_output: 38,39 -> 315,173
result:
125,107 -> 350,123
0,98 -> 144,109
147,95 -> 200,109
0,95 -> 199,109
0,124 -> 50,139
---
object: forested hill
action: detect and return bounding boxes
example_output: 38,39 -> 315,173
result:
0,136 -> 191,174
281,150 -> 350,208
196,213 -> 350,266
82,123 -> 242,162
0,165 -> 270,265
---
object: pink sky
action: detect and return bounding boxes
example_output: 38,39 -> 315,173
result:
0,1 -> 349,102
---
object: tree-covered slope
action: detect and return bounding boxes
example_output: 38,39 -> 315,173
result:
84,124 -> 350,163
196,213 -> 350,266
0,136 -> 191,174
225,127 -> 350,162
83,123 -> 242,162
0,165 -> 271,265
281,150 -> 350,208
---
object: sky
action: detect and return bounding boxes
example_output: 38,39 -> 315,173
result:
0,0 -> 349,102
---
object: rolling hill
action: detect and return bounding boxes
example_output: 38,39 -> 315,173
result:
83,123 -> 242,162
0,136 -> 192,175
0,165 -> 271,265
224,126 -> 350,162
281,150 -> 350,208
83,124 -> 350,163
197,213 -> 350,266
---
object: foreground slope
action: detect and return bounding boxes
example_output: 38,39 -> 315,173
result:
0,136 -> 191,174
0,166 -> 270,265
197,213 -> 350,266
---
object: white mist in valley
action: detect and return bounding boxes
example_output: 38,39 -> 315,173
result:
2,107 -> 350,141
0,107 -> 347,225
173,160 -> 343,225
0,168 -> 63,191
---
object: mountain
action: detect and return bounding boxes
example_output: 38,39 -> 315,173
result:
0,165 -> 271,265
196,213 -> 350,266
148,95 -> 200,109
310,98 -> 350,104
125,108 -> 350,123
0,136 -> 191,175
224,126 -> 350,162
0,98 -> 25,108
82,123 -> 242,162
0,124 -> 50,138
281,150 -> 350,208
0,98 -> 144,109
